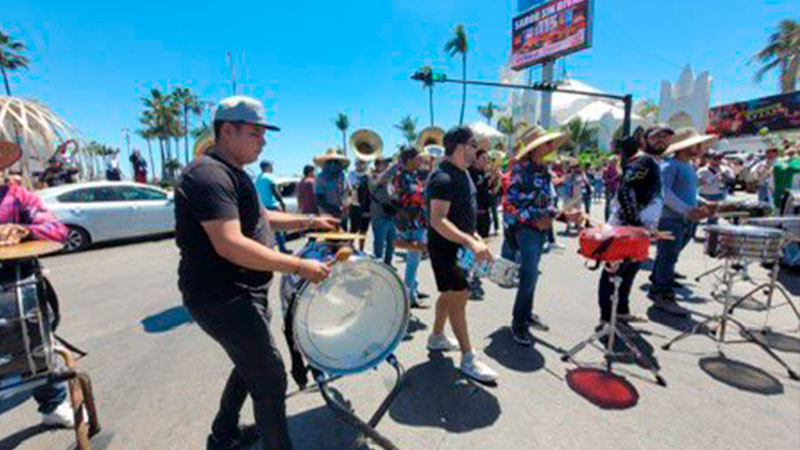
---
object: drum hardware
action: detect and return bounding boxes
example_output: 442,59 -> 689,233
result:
0,242 -> 101,449
662,226 -> 799,381
280,240 -> 409,450
561,227 -> 667,386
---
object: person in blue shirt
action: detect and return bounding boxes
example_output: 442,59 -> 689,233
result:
255,160 -> 288,252
649,128 -> 718,316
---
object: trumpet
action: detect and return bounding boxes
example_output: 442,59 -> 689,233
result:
350,129 -> 383,162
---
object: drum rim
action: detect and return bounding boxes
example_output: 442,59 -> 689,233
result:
705,224 -> 786,238
291,256 -> 410,376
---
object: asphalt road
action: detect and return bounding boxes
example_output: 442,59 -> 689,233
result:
1,206 -> 799,450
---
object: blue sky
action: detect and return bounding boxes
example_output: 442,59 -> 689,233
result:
1,0 -> 797,177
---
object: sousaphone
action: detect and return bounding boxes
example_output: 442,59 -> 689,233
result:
416,126 -> 445,159
193,127 -> 215,160
350,129 -> 383,162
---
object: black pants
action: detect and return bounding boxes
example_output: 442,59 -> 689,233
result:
477,212 -> 491,238
187,292 -> 291,450
597,262 -> 640,322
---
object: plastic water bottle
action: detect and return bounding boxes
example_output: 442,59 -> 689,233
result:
457,248 -> 489,278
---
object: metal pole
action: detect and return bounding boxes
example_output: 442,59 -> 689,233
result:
541,60 -> 554,128
622,94 -> 633,138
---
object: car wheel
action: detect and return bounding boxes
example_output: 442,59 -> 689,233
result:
64,226 -> 91,252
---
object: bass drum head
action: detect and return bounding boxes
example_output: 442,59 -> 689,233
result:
292,257 -> 409,376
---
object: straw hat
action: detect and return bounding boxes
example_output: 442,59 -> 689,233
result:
0,141 -> 22,170
313,148 -> 350,167
664,128 -> 718,155
513,125 -> 568,161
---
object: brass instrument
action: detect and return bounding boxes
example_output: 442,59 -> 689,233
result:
416,126 -> 445,150
349,129 -> 383,162
193,127 -> 215,160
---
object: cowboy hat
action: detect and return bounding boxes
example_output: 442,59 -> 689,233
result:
0,141 -> 22,170
664,128 -> 718,155
513,125 -> 568,161
313,148 -> 350,167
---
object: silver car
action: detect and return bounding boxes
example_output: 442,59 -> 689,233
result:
39,181 -> 175,252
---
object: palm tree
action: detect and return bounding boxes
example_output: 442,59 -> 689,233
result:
334,113 -> 349,157
141,89 -> 181,180
478,102 -> 498,126
562,117 -> 599,155
172,87 -> 202,164
445,24 -> 469,125
752,19 -> 800,93
0,30 -> 29,96
395,115 -> 418,144
496,115 -> 519,155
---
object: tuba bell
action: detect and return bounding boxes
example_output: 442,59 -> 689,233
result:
416,126 -> 445,150
349,129 -> 383,162
193,127 -> 215,160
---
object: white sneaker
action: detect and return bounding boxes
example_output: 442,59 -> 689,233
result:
427,333 -> 459,352
459,353 -> 498,384
41,398 -> 75,428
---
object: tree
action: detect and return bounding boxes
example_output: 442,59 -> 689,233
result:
334,112 -> 349,157
477,102 -> 498,125
0,30 -> 29,96
562,118 -> 599,155
497,115 -> 525,155
172,87 -> 202,164
638,100 -> 660,123
141,89 -> 181,180
445,24 -> 469,125
752,19 -> 800,93
395,115 -> 418,144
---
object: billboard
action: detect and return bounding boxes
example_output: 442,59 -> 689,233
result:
518,0 -> 546,12
708,91 -> 800,138
511,0 -> 593,71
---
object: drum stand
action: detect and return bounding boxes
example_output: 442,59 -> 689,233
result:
561,273 -> 666,386
724,260 -> 800,332
313,354 -> 406,450
662,257 -> 799,381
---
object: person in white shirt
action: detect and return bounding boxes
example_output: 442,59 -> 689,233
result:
751,147 -> 779,206
697,151 -> 733,225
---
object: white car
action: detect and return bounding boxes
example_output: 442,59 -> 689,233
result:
39,181 -> 175,252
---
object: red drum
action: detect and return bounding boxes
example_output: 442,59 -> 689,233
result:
578,226 -> 651,263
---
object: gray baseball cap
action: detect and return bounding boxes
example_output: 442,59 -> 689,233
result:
213,95 -> 280,131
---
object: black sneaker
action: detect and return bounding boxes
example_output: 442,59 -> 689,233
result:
674,272 -> 687,280
511,326 -> 532,346
417,291 -> 430,300
527,314 -> 550,332
207,425 -> 259,450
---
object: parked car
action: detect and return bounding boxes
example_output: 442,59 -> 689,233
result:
274,176 -> 300,213
38,181 -> 175,252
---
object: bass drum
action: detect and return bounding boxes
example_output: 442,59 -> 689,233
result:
291,255 -> 409,376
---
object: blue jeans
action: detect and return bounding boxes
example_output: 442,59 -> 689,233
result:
651,217 -> 691,296
502,227 -> 547,329
267,206 -> 288,253
701,193 -> 726,226
33,379 -> 67,414
399,229 -> 425,302
372,216 -> 396,266
758,185 -> 774,207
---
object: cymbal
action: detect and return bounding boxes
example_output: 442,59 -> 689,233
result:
306,232 -> 366,241
0,240 -> 64,261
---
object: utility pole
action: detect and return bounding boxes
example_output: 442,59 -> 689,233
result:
540,59 -> 555,128
227,52 -> 237,95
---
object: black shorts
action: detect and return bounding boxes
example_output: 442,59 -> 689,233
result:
427,237 -> 469,293
349,206 -> 371,233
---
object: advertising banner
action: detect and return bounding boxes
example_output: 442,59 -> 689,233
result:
511,0 -> 593,70
708,91 -> 800,138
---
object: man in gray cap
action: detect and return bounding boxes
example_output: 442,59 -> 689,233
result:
175,95 -> 338,450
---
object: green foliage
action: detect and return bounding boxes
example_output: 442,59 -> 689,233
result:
752,19 -> 800,93
562,117 -> 599,155
395,115 -> 418,144
0,29 -> 30,95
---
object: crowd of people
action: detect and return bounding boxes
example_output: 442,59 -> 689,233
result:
3,93 -> 798,450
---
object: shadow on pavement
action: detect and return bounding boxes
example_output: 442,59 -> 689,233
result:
287,405 -> 372,450
0,390 -> 32,416
389,353 -> 500,433
402,315 -> 428,342
646,305 -> 703,333
603,324 -> 661,370
483,328 -> 545,373
566,367 -> 639,410
777,267 -> 800,296
698,356 -> 784,395
0,424 -> 58,450
141,305 -> 193,333
747,329 -> 800,353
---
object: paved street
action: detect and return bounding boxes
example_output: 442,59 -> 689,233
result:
1,204 -> 799,450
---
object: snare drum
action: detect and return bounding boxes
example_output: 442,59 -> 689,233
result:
0,259 -> 55,379
704,224 -> 785,261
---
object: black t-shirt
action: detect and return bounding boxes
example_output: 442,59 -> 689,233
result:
175,153 -> 273,306
426,161 -> 477,250
469,168 -> 491,213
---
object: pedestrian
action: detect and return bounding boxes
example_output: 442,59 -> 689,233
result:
348,160 -> 372,250
697,150 -> 733,226
255,160 -> 288,253
649,128 -> 718,317
175,96 -> 337,450
502,125 -> 580,345
425,125 -> 498,384
297,165 -> 318,215
603,156 -> 621,221
468,142 -> 492,300
751,146 -> 779,207
130,149 -> 148,183
369,157 -> 397,266
313,148 -> 349,224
